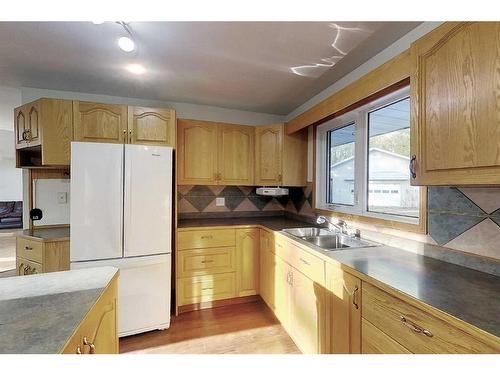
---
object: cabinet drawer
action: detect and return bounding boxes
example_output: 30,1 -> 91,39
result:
17,237 -> 43,263
178,273 -> 236,305
178,229 -> 235,250
177,247 -> 236,277
289,244 -> 325,285
275,236 -> 325,285
362,318 -> 411,354
362,282 -> 498,353
17,257 -> 42,276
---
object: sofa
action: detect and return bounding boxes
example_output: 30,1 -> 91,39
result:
0,201 -> 23,229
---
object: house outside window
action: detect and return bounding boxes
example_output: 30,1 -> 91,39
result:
316,87 -> 420,224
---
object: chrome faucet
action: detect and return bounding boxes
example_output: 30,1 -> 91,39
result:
316,215 -> 361,238
316,215 -> 348,234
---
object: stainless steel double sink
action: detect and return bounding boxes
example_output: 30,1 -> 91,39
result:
282,227 -> 377,251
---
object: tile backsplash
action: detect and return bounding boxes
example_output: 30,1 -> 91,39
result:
427,186 -> 500,260
177,184 -> 314,218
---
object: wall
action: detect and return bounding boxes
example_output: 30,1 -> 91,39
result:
0,86 -> 22,201
178,185 -> 314,219
21,87 -> 285,126
32,179 -> 70,226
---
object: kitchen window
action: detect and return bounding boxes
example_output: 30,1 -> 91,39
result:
316,87 -> 420,225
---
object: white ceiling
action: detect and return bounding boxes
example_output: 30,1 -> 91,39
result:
0,22 -> 421,115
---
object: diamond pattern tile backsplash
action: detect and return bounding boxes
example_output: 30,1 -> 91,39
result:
178,184 -> 315,217
428,186 -> 500,260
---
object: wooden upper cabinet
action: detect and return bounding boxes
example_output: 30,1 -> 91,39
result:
218,124 -> 254,185
255,124 -> 283,185
255,124 -> 307,186
14,106 -> 28,148
326,263 -> 361,354
128,106 -> 176,147
411,22 -> 500,185
73,101 -> 127,144
236,228 -> 259,297
177,119 -> 218,185
15,98 -> 73,166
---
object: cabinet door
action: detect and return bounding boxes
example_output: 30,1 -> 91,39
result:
259,230 -> 275,309
255,124 -> 283,186
236,228 -> 259,297
326,263 -> 361,353
411,22 -> 500,185
290,268 -> 327,354
177,119 -> 218,185
273,255 -> 291,329
73,101 -> 127,143
26,101 -> 41,146
128,106 -> 176,146
14,105 -> 28,148
217,124 -> 254,185
77,277 -> 118,354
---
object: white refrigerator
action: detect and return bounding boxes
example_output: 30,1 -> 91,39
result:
70,142 -> 173,337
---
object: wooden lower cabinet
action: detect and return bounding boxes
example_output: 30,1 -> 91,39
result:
16,236 -> 70,275
236,228 -> 259,297
259,229 -> 276,309
326,263 -> 361,354
289,267 -> 327,354
361,318 -> 410,354
61,275 -> 118,354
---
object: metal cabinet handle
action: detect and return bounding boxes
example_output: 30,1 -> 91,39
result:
201,235 -> 213,239
277,174 -> 282,182
76,346 -> 83,354
25,129 -> 32,142
21,130 -> 27,141
400,316 -> 433,337
299,257 -> 310,266
202,287 -> 213,291
352,286 -> 359,310
23,265 -> 31,275
201,259 -> 214,264
25,246 -> 33,251
83,336 -> 96,354
409,155 -> 417,179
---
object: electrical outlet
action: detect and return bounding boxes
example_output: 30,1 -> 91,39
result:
215,197 -> 225,207
57,192 -> 67,204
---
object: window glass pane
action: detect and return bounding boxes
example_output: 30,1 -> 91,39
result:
327,123 -> 356,206
367,97 -> 419,218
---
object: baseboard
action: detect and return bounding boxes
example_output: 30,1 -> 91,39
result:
178,294 -> 261,314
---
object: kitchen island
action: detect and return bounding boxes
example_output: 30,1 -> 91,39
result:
0,267 -> 118,354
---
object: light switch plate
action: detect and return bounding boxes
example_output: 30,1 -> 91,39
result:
215,197 -> 225,207
57,192 -> 67,204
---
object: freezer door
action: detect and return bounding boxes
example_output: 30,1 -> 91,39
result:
124,145 -> 173,257
71,254 -> 171,336
70,142 -> 124,261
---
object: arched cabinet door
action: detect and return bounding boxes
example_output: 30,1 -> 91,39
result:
255,123 -> 283,186
128,106 -> 176,147
177,119 -> 218,185
217,124 -> 255,185
14,105 -> 28,148
73,101 -> 127,143
411,22 -> 500,185
236,228 -> 260,297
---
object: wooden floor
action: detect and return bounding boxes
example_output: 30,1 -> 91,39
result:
120,300 -> 300,354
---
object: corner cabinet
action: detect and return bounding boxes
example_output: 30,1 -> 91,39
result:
236,228 -> 260,297
410,22 -> 500,185
255,124 -> 307,186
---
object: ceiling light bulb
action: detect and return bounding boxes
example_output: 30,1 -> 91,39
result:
126,64 -> 146,75
118,36 -> 135,52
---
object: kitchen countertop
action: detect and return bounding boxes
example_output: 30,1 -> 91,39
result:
0,267 -> 118,354
20,227 -> 70,242
178,216 -> 500,339
178,216 -> 315,231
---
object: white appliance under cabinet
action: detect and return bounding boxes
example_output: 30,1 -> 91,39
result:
70,142 -> 173,336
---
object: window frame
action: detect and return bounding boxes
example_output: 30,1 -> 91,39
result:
315,86 -> 420,226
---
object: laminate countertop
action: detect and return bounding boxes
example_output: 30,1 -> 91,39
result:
178,217 -> 500,339
19,227 -> 70,242
0,267 -> 118,354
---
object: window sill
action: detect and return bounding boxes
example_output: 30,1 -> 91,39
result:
315,206 -> 426,234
